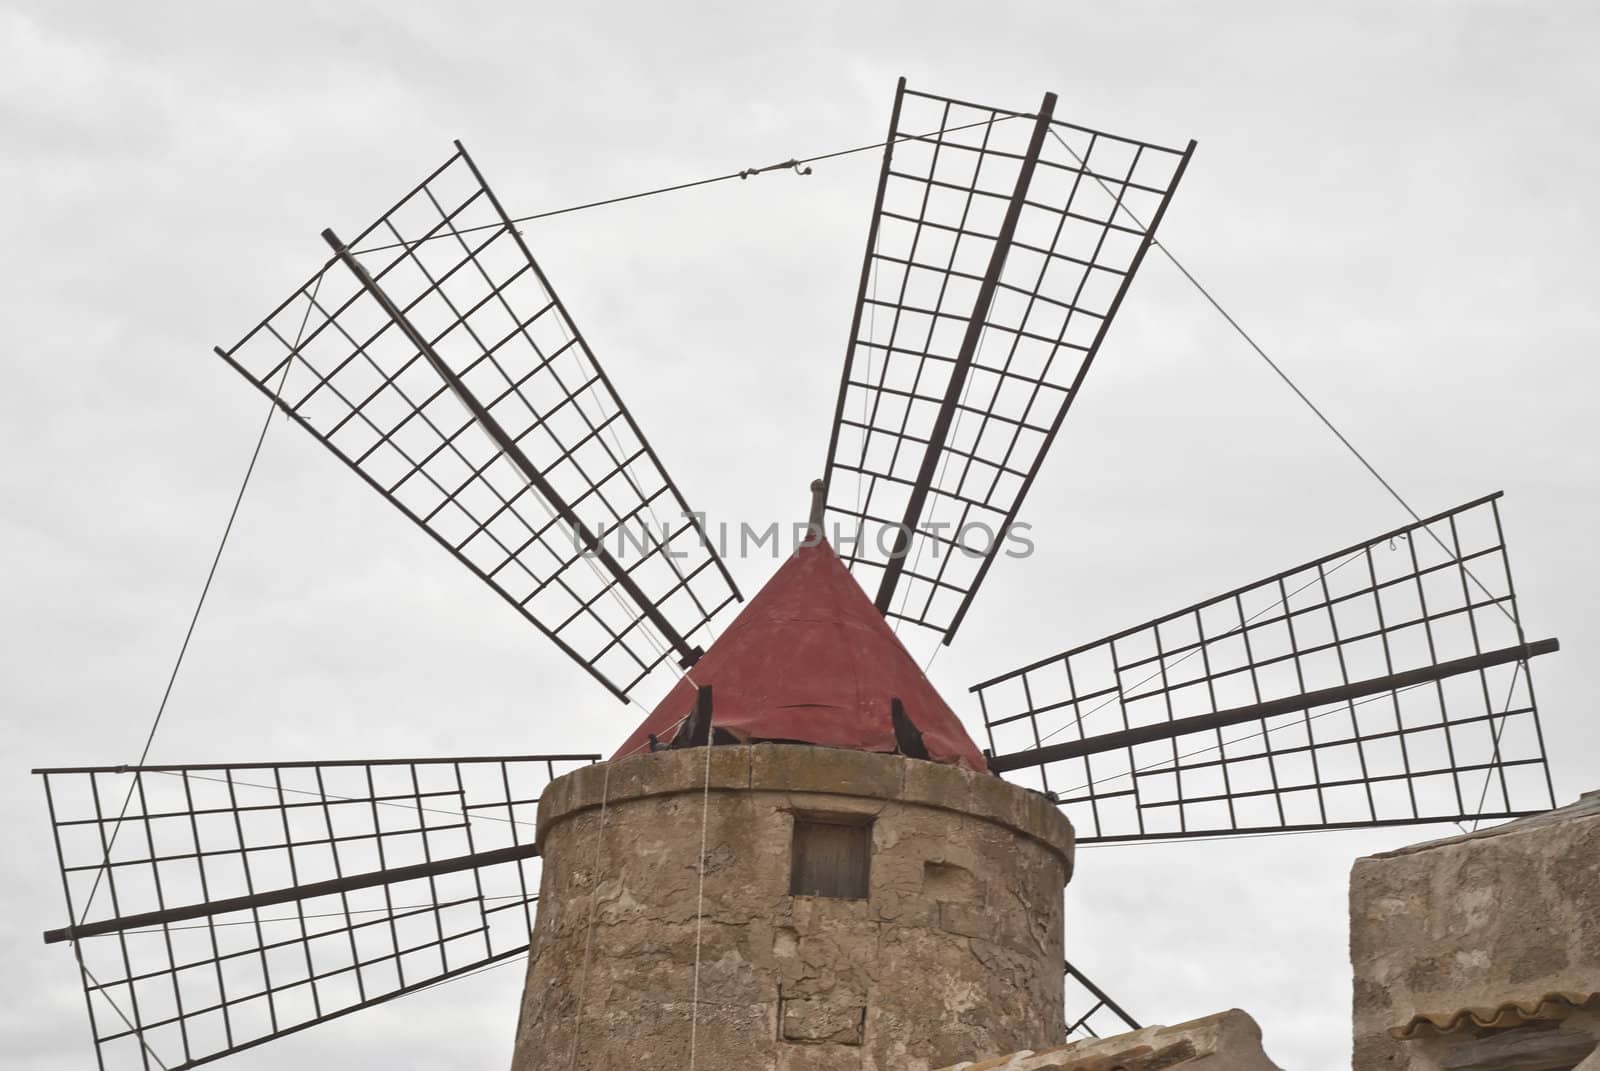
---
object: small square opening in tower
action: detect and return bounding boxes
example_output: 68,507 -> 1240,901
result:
790,815 -> 871,900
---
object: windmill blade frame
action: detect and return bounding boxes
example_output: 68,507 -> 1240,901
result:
36,754 -> 595,1070
214,142 -> 740,703
1064,959 -> 1141,1041
820,80 -> 1193,644
976,493 -> 1560,843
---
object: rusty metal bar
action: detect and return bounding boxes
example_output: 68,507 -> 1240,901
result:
872,91 -> 1059,615
987,638 -> 1559,774
450,141 -> 741,605
34,754 -> 599,776
321,227 -> 702,669
822,77 -> 907,514
43,841 -> 541,945
943,136 -> 1197,641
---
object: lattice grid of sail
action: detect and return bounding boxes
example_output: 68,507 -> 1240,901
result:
976,494 -> 1557,842
822,84 -> 1191,642
1064,959 -> 1141,1041
37,754 -> 594,1070
215,144 -> 738,701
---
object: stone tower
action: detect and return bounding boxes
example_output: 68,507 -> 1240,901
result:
509,540 -> 1075,1071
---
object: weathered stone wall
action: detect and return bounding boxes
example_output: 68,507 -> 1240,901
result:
1350,790 -> 1600,1070
510,745 -> 1075,1071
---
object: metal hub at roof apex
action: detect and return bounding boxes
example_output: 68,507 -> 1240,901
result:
806,477 -> 827,540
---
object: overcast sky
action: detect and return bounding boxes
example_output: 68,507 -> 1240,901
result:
4,3 -> 1597,1068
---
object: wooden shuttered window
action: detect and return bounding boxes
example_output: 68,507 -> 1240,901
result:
790,817 -> 871,899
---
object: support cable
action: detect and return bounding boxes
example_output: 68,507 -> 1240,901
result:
352,112 -> 1503,627
1044,127 -> 1530,827
80,963 -> 169,1071
1044,129 -> 1514,626
1469,659 -> 1527,833
348,115 -> 1022,257
74,274 -> 324,929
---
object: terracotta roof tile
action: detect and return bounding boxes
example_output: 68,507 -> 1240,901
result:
1390,991 -> 1600,1039
935,1009 -> 1281,1070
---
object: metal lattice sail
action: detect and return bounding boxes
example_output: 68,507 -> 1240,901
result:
38,755 -> 593,1069
820,80 -> 1192,642
976,493 -> 1556,841
216,143 -> 740,702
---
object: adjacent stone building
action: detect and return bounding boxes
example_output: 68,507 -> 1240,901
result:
1351,790 -> 1600,1070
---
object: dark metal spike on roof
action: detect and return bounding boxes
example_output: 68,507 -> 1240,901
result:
890,697 -> 929,760
670,685 -> 714,749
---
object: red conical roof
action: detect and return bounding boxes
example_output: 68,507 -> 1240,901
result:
612,539 -> 987,771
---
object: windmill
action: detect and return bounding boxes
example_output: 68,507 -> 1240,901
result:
34,79 -> 1560,1069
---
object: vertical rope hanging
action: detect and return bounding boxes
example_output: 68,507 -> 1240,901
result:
686,735 -> 715,1069
565,761 -> 613,1070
